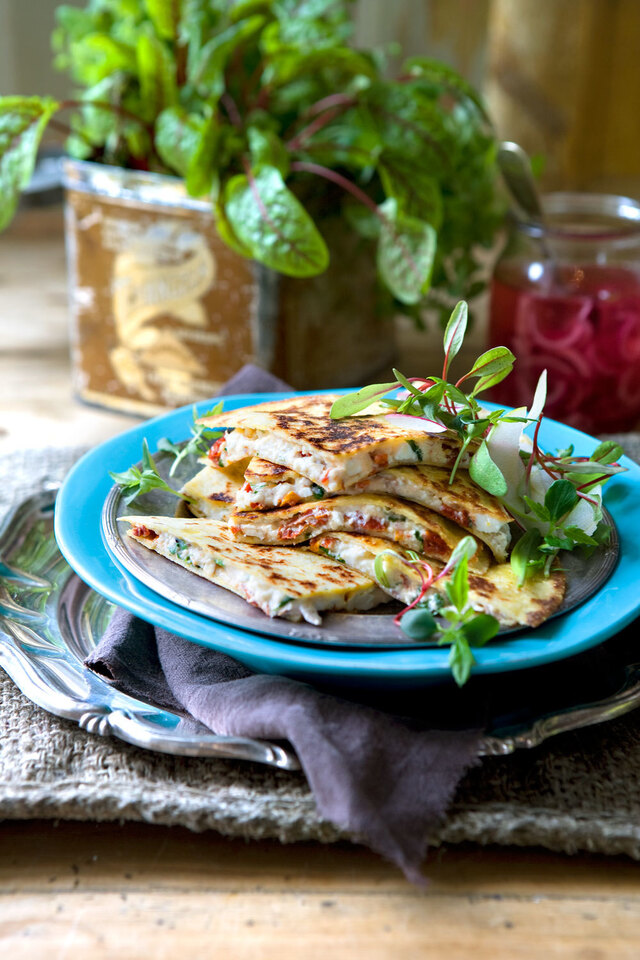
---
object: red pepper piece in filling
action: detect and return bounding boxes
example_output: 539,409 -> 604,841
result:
208,436 -> 226,464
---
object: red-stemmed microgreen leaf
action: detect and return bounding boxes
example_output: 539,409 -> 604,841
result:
442,301 -> 468,380
470,366 -> 513,397
458,345 -> 514,389
528,369 -> 547,422
400,608 -> 439,641
469,440 -> 508,496
330,381 -> 399,419
461,613 -> 500,647
510,529 -> 543,586
590,440 -> 624,464
393,368 -> 424,397
544,478 -> 579,523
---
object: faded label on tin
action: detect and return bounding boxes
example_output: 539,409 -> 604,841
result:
107,219 -> 217,404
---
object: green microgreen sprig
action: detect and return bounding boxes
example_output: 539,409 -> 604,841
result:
157,402 -> 224,476
381,537 -> 500,686
331,297 -> 627,601
109,439 -> 195,506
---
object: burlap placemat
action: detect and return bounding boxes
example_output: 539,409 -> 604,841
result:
1,440 -> 640,858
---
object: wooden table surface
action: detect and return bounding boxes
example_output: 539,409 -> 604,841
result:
1,206 -> 640,958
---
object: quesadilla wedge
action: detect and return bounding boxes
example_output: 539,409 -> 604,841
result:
199,394 -> 473,493
235,457 -> 327,512
236,459 -> 512,561
180,463 -> 244,519
122,516 -> 390,625
229,494 -> 492,572
309,533 -> 566,628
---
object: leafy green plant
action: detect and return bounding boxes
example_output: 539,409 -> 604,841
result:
0,0 -> 502,309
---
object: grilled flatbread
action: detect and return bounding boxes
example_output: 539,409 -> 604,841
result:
199,394 -> 473,493
122,516 -> 389,625
236,459 -> 512,561
229,494 -> 492,572
180,463 -> 244,519
309,533 -> 566,628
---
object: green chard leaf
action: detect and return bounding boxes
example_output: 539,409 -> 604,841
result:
522,496 -> 551,522
378,159 -> 443,227
110,439 -> 191,504
222,165 -> 329,277
377,197 -> 436,305
185,113 -> 221,197
189,15 -> 266,99
136,30 -> 178,120
0,97 -> 60,232
155,106 -> 205,178
403,55 -> 491,123
144,0 -> 183,40
247,126 -> 290,178
69,33 -> 137,86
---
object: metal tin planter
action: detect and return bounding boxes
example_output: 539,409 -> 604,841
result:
63,160 -> 395,415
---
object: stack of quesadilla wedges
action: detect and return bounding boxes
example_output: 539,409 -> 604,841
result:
123,394 -> 567,629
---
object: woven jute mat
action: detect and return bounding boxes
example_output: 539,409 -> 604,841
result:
1,441 -> 640,857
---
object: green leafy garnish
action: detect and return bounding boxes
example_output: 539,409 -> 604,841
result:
109,439 -> 194,506
331,296 -> 626,602
0,2 -> 502,306
394,538 -> 500,686
158,402 -> 223,476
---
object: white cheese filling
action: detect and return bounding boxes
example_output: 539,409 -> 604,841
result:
235,474 -> 318,511
223,432 -> 469,491
152,533 -> 385,625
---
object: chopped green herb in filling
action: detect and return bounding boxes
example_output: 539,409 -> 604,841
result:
276,595 -> 294,610
169,537 -> 191,562
317,545 -> 345,563
408,439 -> 423,461
311,484 -> 326,500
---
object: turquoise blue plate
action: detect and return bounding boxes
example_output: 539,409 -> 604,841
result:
54,392 -> 640,687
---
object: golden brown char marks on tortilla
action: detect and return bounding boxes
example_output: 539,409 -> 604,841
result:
308,532 -> 566,629
244,458 -> 298,483
200,394 -> 466,459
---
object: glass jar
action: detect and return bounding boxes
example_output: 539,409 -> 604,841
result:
489,192 -> 640,433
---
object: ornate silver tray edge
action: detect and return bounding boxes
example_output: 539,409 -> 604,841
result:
0,487 -> 638,762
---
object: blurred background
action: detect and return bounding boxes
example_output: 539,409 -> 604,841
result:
3,0 -> 639,197
2,0 -> 640,445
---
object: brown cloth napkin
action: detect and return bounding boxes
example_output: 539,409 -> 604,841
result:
86,364 -> 483,884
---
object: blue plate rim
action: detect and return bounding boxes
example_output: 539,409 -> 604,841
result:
54,391 -> 640,683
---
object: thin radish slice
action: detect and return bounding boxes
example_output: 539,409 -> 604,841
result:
385,413 -> 448,433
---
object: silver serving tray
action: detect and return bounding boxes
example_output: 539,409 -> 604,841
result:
102,450 -> 620,648
0,487 -> 638,764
